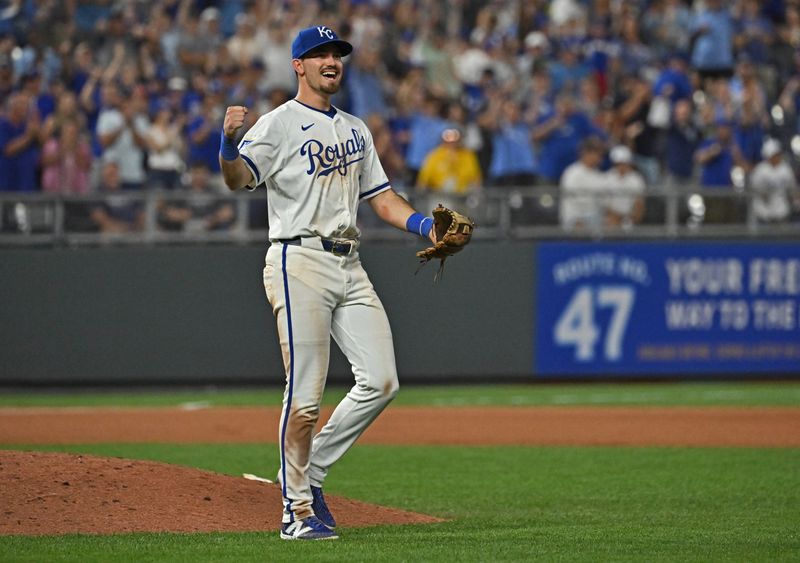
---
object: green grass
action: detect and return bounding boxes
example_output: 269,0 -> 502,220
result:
2,381 -> 800,408
2,383 -> 799,561
1,443 -> 798,562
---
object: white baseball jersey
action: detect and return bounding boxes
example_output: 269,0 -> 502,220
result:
240,98 -> 401,527
238,99 -> 391,240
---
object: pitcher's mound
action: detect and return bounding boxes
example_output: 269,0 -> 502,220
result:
0,450 -> 443,536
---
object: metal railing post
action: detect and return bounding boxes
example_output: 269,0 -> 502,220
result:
745,186 -> 758,235
143,190 -> 158,244
665,184 -> 679,236
234,196 -> 249,242
53,197 -> 65,244
497,190 -> 512,238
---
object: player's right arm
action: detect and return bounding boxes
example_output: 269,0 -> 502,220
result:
219,105 -> 254,191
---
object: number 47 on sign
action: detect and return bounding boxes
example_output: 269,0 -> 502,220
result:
554,285 -> 635,362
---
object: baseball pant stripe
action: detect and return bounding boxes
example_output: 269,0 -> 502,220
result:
279,243 -> 295,523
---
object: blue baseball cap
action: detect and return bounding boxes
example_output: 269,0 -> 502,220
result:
291,25 -> 353,59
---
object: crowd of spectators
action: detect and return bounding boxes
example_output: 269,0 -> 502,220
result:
1,0 -> 800,234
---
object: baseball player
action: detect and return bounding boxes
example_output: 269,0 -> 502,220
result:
219,25 -> 435,541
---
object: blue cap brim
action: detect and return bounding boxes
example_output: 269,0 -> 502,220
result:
294,39 -> 353,59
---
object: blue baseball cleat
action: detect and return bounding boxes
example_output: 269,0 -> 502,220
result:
280,515 -> 338,540
311,485 -> 337,529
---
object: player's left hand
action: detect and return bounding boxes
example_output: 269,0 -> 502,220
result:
416,204 -> 475,280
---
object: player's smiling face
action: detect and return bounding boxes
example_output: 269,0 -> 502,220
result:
297,45 -> 344,95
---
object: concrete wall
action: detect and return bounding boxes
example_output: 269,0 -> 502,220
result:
0,242 -> 534,385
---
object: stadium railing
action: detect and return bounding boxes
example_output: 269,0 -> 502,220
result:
1,185 -> 798,246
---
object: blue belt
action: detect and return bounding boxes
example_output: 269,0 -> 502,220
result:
279,237 -> 354,256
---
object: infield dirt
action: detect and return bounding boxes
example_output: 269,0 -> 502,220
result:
1,406 -> 799,447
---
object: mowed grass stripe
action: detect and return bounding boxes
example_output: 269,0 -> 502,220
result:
2,382 -> 800,408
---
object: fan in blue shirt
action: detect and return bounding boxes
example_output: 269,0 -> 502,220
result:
0,92 -> 40,192
533,96 -> 603,184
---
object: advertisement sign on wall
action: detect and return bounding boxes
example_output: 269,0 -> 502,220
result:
535,242 -> 800,376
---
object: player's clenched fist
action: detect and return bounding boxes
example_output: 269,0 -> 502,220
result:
223,106 -> 248,138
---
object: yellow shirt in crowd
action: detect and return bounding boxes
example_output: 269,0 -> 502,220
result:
416,145 -> 482,194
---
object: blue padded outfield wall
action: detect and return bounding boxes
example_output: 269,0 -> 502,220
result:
0,240 -> 798,385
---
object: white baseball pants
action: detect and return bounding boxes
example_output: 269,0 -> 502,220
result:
263,241 -> 399,523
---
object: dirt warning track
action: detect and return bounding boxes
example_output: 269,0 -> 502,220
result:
1,406 -> 799,447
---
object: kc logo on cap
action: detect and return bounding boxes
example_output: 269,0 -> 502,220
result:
292,25 -> 353,60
